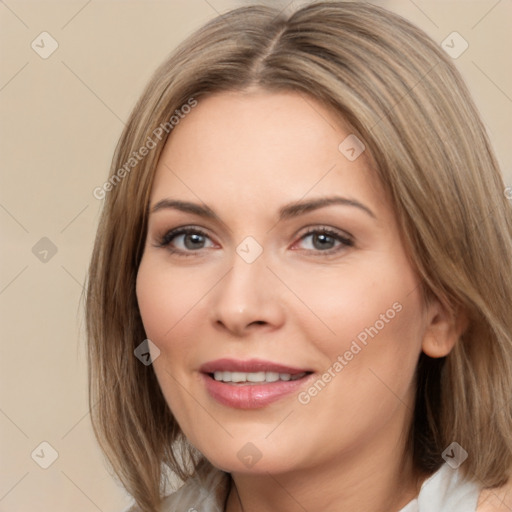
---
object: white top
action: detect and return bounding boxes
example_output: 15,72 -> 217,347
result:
124,460 -> 482,512
397,462 -> 481,512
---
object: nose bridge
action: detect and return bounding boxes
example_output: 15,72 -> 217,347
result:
210,243 -> 284,333
220,247 -> 268,311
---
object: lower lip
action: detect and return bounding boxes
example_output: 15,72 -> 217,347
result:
201,373 -> 313,409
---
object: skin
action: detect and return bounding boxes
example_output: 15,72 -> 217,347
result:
136,89 -> 466,512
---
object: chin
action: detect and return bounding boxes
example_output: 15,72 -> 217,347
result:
199,442 -> 303,476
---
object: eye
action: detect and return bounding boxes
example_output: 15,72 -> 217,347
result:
295,227 -> 354,254
154,225 -> 353,257
156,227 -> 215,255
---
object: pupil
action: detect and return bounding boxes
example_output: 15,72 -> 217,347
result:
313,234 -> 334,250
185,233 -> 204,249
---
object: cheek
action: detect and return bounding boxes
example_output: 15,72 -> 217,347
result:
136,259 -> 202,425
288,256 -> 420,341
293,276 -> 423,444
136,257 -> 214,342
135,258 -> 202,412
135,256 -> 224,396
288,252 -> 424,385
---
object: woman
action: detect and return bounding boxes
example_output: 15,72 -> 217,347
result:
85,2 -> 512,511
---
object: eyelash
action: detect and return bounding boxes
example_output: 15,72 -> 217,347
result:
155,226 -> 354,257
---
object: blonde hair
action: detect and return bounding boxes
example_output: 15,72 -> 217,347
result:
85,2 -> 512,510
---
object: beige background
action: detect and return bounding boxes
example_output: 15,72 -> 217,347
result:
0,0 -> 511,510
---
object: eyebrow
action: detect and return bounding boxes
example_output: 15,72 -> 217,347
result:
149,196 -> 376,221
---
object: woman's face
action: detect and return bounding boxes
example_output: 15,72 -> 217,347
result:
136,89 -> 436,475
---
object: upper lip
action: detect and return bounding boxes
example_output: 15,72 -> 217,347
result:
200,358 -> 311,375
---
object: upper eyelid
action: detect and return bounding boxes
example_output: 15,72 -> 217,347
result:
157,224 -> 351,238
157,226 -> 216,244
157,225 -> 353,250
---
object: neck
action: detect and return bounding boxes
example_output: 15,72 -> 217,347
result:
225,425 -> 429,512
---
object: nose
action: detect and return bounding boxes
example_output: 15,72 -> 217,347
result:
209,251 -> 286,337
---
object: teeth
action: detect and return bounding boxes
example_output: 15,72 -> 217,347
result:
212,371 -> 306,383
231,372 -> 246,383
247,372 -> 266,382
266,372 -> 279,382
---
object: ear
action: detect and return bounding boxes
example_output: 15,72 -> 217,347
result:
421,297 -> 469,358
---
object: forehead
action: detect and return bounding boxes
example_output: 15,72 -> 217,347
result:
150,90 -> 387,218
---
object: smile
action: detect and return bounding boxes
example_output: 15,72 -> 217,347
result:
212,371 -> 308,384
200,358 -> 313,408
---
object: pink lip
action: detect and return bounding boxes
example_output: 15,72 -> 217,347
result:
199,358 -> 314,409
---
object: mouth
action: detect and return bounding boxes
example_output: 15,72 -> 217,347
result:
199,358 -> 314,409
209,370 -> 309,384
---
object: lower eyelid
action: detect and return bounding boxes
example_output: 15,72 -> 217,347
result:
298,230 -> 353,246
154,227 -> 353,254
157,231 -> 216,249
293,241 -> 351,254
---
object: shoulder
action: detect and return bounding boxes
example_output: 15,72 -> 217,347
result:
121,460 -> 230,512
477,479 -> 512,511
